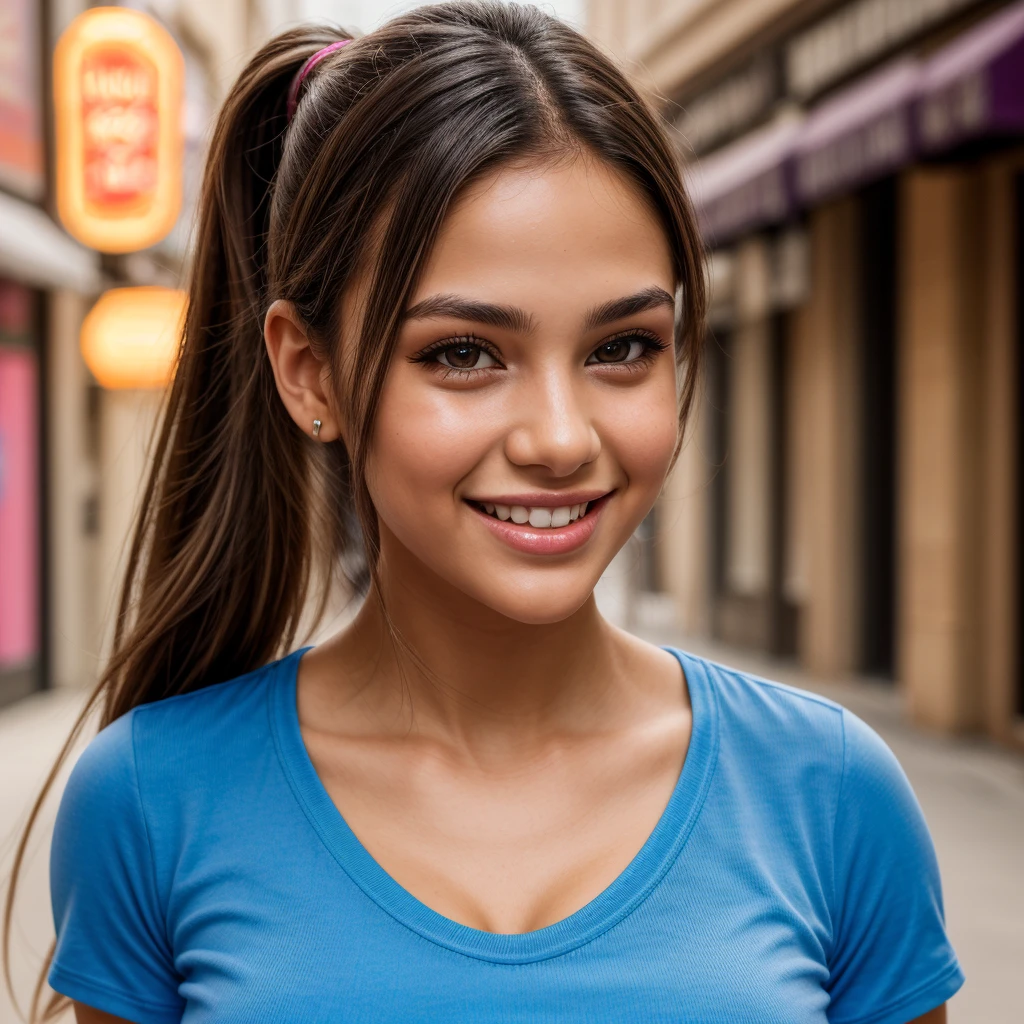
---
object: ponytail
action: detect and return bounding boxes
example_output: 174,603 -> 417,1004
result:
109,25 -> 361,712
2,27 -> 358,1021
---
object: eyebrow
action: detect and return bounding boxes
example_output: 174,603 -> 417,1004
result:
402,286 -> 675,334
402,295 -> 534,333
582,286 -> 675,331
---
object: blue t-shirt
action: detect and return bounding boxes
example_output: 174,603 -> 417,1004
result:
49,648 -> 963,1023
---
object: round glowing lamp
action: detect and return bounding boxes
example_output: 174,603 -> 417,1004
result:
81,287 -> 186,389
54,7 -> 184,253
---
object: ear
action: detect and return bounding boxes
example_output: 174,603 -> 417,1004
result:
264,299 -> 343,442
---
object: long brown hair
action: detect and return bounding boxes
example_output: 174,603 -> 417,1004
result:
4,3 -> 706,1018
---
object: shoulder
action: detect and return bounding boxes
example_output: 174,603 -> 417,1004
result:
130,654 -> 285,746
679,650 -> 847,756
64,652 -> 297,814
673,650 -> 910,825
58,708 -> 141,830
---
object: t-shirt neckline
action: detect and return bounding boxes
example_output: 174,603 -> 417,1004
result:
268,645 -> 719,965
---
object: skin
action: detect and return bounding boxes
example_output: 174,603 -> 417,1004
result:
74,156 -> 945,1024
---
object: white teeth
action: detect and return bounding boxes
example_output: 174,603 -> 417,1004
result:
478,500 -> 596,528
529,507 -> 553,528
550,506 -> 571,527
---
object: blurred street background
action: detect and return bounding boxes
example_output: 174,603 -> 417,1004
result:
2,0 -> 1023,1020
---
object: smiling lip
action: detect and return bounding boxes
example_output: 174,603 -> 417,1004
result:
465,491 -> 613,555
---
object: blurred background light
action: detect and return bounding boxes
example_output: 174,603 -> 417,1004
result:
80,286 -> 185,389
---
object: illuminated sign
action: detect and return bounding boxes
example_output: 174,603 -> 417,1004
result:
54,7 -> 184,253
80,286 -> 186,389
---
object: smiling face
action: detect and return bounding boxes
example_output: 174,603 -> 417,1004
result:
354,155 -> 679,625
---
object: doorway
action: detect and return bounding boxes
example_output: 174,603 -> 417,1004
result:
858,177 -> 899,678
1015,170 -> 1024,716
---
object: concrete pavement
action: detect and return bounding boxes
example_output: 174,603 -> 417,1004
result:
1,643 -> 1021,1022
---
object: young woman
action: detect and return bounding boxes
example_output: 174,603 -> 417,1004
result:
5,3 -> 962,1022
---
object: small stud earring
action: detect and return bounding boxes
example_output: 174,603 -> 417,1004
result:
312,418 -> 322,438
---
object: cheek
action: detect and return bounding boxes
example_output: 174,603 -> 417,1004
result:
365,371 -> 497,521
602,371 -> 679,494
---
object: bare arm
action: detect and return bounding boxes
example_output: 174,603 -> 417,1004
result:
911,1007 -> 946,1024
73,1004 -> 134,1024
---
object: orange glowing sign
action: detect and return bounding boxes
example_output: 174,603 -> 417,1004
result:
81,287 -> 186,389
54,8 -> 183,253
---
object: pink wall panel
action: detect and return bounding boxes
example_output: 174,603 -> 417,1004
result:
0,347 -> 38,667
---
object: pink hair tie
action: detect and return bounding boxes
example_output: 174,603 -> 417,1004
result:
286,39 -> 350,122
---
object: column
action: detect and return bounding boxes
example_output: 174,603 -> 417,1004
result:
46,289 -> 95,690
801,198 -> 862,678
97,388 -> 164,667
898,169 -> 984,731
980,159 -> 1020,743
658,389 -> 712,638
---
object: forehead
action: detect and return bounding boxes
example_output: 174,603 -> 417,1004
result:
409,154 -> 675,310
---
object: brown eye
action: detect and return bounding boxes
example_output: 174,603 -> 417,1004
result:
592,340 -> 631,363
436,343 -> 497,370
586,337 -> 650,364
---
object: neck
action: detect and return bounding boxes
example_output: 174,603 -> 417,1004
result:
329,544 -> 634,748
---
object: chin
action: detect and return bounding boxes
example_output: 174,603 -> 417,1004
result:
475,588 -> 595,626
437,560 -> 608,626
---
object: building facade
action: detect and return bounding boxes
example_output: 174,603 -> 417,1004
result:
0,0 -> 298,710
0,0 -> 101,707
588,0 -> 1024,745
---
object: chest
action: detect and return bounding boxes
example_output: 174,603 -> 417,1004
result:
170,861 -> 832,1024
302,728 -> 687,934
162,728 -> 835,1023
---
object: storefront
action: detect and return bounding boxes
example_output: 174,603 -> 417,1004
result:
0,0 -> 100,706
0,0 -> 46,705
592,0 -> 1024,743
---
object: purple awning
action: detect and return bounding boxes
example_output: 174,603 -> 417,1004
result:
918,0 -> 1024,151
685,119 -> 800,246
795,59 -> 921,205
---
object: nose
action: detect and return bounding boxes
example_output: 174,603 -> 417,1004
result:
503,369 -> 601,477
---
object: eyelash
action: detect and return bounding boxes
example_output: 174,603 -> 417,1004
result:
410,329 -> 669,379
591,329 -> 670,374
410,334 -> 503,379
